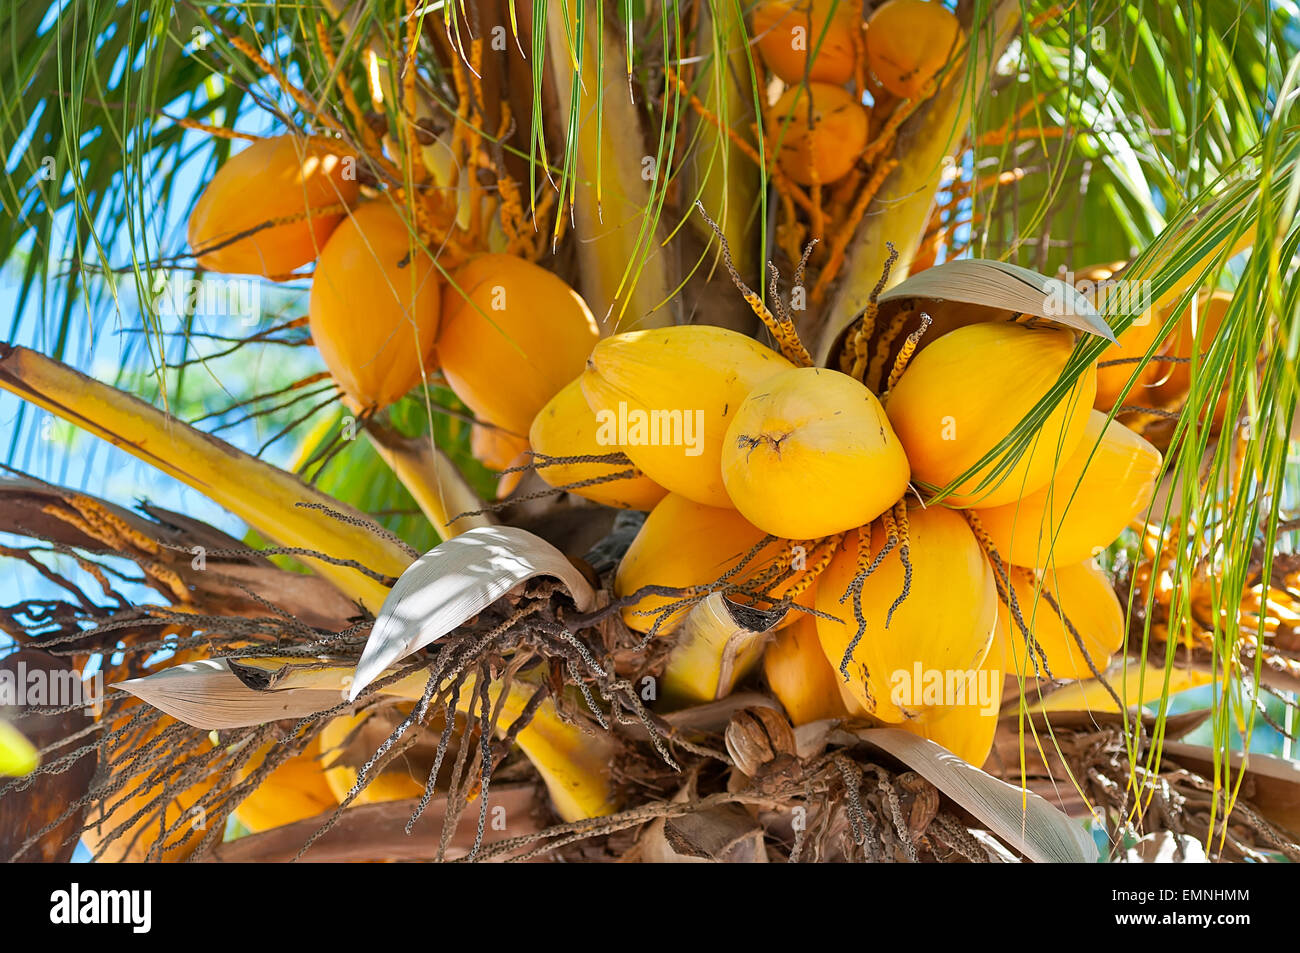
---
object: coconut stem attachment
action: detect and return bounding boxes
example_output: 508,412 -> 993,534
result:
962,509 -> 1053,681
840,241 -> 899,383
883,502 -> 913,628
885,311 -> 934,393
693,202 -> 814,366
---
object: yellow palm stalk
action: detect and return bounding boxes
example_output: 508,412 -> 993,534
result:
0,345 -> 406,611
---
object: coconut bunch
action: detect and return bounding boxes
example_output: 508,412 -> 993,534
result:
518,255 -> 1166,769
176,0 -> 976,494
187,138 -> 606,493
185,129 -> 595,453
181,26 -> 605,493
753,0 -> 962,188
661,0 -> 971,298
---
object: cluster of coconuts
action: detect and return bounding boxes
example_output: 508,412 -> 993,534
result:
530,318 -> 1162,767
186,135 -> 600,484
753,0 -> 962,186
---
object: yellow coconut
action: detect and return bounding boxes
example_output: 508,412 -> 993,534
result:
1153,290 -> 1233,396
771,83 -> 869,186
1000,561 -> 1125,681
815,507 -> 998,722
885,322 -> 1097,507
721,366 -> 910,539
898,628 -> 1005,767
1093,318 -> 1164,412
309,201 -> 440,410
188,135 -> 359,277
582,325 -> 794,508
753,0 -> 860,85
233,737 -> 338,832
319,709 -> 429,805
439,253 -> 600,436
864,0 -> 962,100
529,379 -> 669,510
764,612 -> 850,725
974,410 -> 1162,568
615,492 -> 784,635
1026,657 -> 1215,716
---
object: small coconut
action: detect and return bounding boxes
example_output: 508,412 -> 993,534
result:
188,135 -> 359,277
308,201 -> 440,411
864,0 -> 962,100
439,253 -> 600,436
771,83 -> 869,186
753,0 -> 860,85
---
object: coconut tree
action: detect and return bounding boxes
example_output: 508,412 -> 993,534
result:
1,0 -> 1298,863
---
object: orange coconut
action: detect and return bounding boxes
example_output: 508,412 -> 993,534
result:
1077,261 -> 1165,412
308,201 -> 440,410
471,423 -> 530,471
188,135 -> 358,276
753,0 -> 860,85
1149,289 -> 1234,425
771,83 -> 869,186
470,425 -> 530,498
864,0 -> 962,100
439,254 -> 600,437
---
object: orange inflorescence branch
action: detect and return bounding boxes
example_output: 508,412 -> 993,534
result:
160,114 -> 261,142
812,158 -> 898,304
315,18 -> 383,160
226,35 -> 348,139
